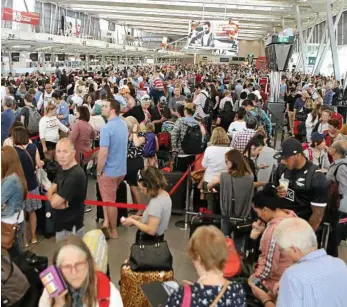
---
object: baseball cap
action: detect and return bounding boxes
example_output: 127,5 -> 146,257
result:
159,96 -> 167,104
141,94 -> 151,101
273,138 -> 303,160
311,132 -> 325,143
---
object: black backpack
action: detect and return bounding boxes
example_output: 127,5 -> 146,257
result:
181,124 -> 203,155
201,92 -> 214,114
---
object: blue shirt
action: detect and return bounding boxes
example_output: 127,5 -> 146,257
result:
56,100 -> 70,126
1,108 -> 16,144
277,249 -> 347,307
113,94 -> 127,108
34,90 -> 42,104
100,116 -> 128,177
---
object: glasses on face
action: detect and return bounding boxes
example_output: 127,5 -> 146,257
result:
60,260 -> 87,274
142,98 -> 150,101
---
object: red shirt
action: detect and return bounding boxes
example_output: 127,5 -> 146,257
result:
196,74 -> 202,83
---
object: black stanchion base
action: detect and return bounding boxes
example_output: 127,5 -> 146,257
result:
175,220 -> 190,230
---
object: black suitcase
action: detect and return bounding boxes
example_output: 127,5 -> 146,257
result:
189,215 -> 221,238
36,190 -> 56,238
96,181 -> 128,226
162,171 -> 187,213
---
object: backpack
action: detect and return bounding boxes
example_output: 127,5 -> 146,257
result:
327,163 -> 347,215
158,132 -> 171,151
1,254 -> 30,306
223,99 -> 234,114
143,132 -> 156,158
96,271 -> 111,307
223,237 -> 242,278
181,124 -> 203,155
26,106 -> 41,134
201,92 -> 214,115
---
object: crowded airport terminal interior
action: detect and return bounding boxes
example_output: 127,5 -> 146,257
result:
1,0 -> 347,306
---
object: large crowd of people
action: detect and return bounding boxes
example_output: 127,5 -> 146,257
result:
1,63 -> 347,307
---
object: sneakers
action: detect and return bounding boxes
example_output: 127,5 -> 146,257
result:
85,206 -> 92,213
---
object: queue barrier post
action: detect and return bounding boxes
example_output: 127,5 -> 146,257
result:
175,165 -> 192,231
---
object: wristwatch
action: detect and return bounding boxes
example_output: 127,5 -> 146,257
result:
97,172 -> 102,177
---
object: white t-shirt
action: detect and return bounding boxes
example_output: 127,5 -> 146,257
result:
202,146 -> 231,182
39,116 -> 69,143
1,210 -> 24,224
228,121 -> 246,138
39,281 -> 123,307
71,95 -> 83,107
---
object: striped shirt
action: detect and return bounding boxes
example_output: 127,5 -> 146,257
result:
277,249 -> 347,307
153,78 -> 164,91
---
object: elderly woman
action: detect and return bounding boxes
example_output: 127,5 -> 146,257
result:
39,236 -> 123,306
165,226 -> 246,307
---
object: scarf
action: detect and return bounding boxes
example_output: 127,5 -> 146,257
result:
69,286 -> 85,307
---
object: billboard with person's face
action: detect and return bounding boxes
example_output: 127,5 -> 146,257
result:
186,19 -> 239,55
64,16 -> 81,37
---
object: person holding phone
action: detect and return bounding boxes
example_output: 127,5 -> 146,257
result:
39,236 -> 123,306
249,185 -> 296,293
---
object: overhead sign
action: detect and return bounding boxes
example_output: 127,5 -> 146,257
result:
30,53 -> 38,61
44,54 -> 51,61
11,52 -> 20,62
186,19 -> 239,56
308,57 -> 316,65
2,8 -> 40,26
80,54 -> 86,61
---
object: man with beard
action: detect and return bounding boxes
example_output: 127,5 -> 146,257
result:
201,21 -> 215,47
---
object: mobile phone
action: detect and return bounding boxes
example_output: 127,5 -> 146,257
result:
252,278 -> 270,293
40,265 -> 67,297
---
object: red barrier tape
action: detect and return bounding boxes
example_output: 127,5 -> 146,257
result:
83,147 -> 100,157
27,193 -> 146,210
30,135 -> 40,140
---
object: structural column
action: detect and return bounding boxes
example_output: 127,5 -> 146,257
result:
325,0 -> 341,80
295,4 -> 307,74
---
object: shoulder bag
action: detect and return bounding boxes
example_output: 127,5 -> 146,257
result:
129,233 -> 173,272
1,210 -> 21,250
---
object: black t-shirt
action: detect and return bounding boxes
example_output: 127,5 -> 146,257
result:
149,105 -> 171,134
286,94 -> 296,112
123,105 -> 145,124
53,164 -> 87,232
274,162 -> 328,220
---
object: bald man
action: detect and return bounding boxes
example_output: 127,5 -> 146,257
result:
47,138 -> 87,241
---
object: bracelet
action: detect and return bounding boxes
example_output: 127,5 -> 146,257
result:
263,300 -> 273,306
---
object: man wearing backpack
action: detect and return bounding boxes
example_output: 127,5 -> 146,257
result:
20,93 -> 41,137
273,138 -> 329,233
193,83 -> 212,134
242,99 -> 272,139
326,140 -> 347,253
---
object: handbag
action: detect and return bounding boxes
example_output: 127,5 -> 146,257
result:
1,211 -> 21,250
129,234 -> 173,272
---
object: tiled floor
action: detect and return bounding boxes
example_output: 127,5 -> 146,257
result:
31,178 -> 347,288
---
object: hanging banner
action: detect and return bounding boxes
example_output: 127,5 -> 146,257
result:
186,19 -> 239,55
2,8 -> 40,26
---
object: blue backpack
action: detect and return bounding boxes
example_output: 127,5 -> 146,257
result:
143,132 -> 156,158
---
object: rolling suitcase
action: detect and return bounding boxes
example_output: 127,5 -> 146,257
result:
96,181 -> 128,226
189,214 -> 221,238
162,171 -> 187,213
120,265 -> 174,307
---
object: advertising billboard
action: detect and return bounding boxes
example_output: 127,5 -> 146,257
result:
2,8 -> 40,25
186,20 -> 239,55
64,16 -> 81,37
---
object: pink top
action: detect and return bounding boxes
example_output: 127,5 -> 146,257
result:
255,210 -> 297,292
69,120 -> 96,164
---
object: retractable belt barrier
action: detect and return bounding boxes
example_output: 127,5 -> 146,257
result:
30,134 -> 40,140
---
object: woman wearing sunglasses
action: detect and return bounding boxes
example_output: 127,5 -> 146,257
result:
39,236 -> 123,307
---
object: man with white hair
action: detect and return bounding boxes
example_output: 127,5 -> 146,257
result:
248,218 -> 347,307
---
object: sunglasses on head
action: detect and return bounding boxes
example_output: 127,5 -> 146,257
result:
142,98 -> 150,101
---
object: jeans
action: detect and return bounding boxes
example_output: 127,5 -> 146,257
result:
8,222 -> 24,258
56,226 -> 84,242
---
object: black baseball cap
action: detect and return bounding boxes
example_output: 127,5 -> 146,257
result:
274,138 -> 303,160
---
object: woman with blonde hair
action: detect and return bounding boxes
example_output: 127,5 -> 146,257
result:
124,116 -> 146,207
165,225 -> 246,306
39,102 -> 69,160
202,127 -> 231,210
1,146 -> 28,257
39,236 -> 123,307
